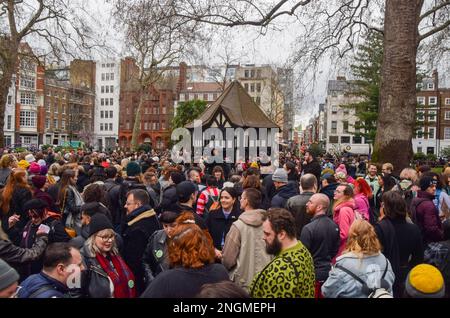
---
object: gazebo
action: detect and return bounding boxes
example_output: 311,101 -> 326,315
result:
185,80 -> 280,164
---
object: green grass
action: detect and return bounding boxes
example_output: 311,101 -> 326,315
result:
432,167 -> 444,174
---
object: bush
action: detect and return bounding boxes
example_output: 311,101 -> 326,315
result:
413,152 -> 427,160
13,147 -> 26,153
426,153 -> 437,161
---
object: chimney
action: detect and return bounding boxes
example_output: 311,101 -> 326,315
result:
177,62 -> 187,94
432,69 -> 438,90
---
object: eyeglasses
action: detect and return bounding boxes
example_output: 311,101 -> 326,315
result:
97,235 -> 115,242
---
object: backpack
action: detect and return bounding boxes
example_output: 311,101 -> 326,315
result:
334,258 -> 393,298
202,188 -> 220,220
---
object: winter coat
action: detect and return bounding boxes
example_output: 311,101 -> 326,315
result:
333,200 -> 356,259
321,252 -> 395,298
302,160 -> 322,185
286,191 -> 315,238
172,203 -> 207,230
250,242 -> 315,298
411,191 -> 444,244
18,271 -> 69,298
354,193 -> 370,221
142,229 -> 170,286
104,178 -> 122,228
206,207 -> 241,250
262,174 -> 277,201
300,214 -> 340,282
80,245 -> 114,298
158,184 -> 178,214
0,233 -> 48,265
271,182 -> 299,209
1,187 -> 33,244
320,182 -> 339,216
221,209 -> 272,291
121,205 -> 161,295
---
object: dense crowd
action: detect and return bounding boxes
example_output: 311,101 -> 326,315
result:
0,147 -> 449,298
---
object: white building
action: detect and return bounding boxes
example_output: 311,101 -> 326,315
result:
94,60 -> 121,151
325,77 -> 370,155
4,76 -> 16,147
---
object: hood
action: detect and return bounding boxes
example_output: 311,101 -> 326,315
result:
334,199 -> 355,212
276,182 -> 298,199
239,209 -> 266,227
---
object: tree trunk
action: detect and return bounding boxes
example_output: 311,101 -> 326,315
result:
373,0 -> 423,174
131,88 -> 145,151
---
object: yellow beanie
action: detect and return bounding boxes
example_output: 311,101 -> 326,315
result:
250,162 -> 259,169
406,264 -> 444,298
18,160 -> 30,169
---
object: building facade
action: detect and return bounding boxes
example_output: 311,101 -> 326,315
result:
4,76 -> 16,147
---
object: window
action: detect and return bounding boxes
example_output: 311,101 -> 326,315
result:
109,123 -> 113,131
101,73 -> 105,81
343,121 -> 349,133
102,64 -> 105,68
62,105 -> 66,114
19,111 -> 36,127
101,111 -> 104,118
417,127 -> 424,139
256,97 -> 261,105
331,121 -> 337,134
45,118 -> 50,129
343,109 -> 349,115
446,111 -> 450,120
203,94 -> 208,100
332,106 -> 337,114
250,70 -> 255,78
126,108 -> 130,115
105,98 -> 109,106
417,111 -> 424,121
417,147 -> 423,153
20,92 -> 36,105
428,111 -> 437,122
445,98 -> 450,105
341,136 -> 351,143
61,120 -> 65,130
101,86 -> 105,93
110,73 -> 114,80
45,101 -> 50,112
144,122 -> 148,130
20,75 -> 35,89
54,104 -> 58,113
126,121 -> 130,130
213,94 -> 218,99
53,119 -> 58,129
101,98 -> 104,106
445,128 -> 450,139
105,111 -> 108,119
110,98 -> 113,106
256,83 -> 261,92
4,135 -> 11,147
162,121 -> 166,130
105,73 -> 110,81
162,107 -> 166,114
105,86 -> 109,93
245,70 -> 250,78
250,84 -> 255,92
428,83 -> 434,90
110,86 -> 114,93
208,93 -> 213,101
429,97 -> 437,105
154,107 -> 158,114
7,95 -> 12,105
100,123 -> 104,131
6,115 -> 12,130
109,111 -> 113,118
428,127 -> 435,139
244,83 -> 249,92
329,136 -> 338,143
417,97 -> 425,105
353,136 -> 362,144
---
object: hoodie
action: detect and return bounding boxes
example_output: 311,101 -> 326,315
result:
333,200 -> 356,260
271,182 -> 299,208
221,209 -> 272,291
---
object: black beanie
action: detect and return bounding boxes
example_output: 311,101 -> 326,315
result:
88,213 -> 113,237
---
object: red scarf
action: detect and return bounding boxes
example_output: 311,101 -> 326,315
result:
96,253 -> 136,298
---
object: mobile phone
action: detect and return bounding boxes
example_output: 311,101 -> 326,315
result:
38,224 -> 51,234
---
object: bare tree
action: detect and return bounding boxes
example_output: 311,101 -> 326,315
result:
168,0 -> 450,173
0,0 -> 105,148
112,0 -> 202,150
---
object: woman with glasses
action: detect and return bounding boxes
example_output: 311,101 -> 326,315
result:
81,213 -> 136,298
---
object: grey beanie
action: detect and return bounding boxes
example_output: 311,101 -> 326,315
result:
272,168 -> 288,183
0,259 -> 19,291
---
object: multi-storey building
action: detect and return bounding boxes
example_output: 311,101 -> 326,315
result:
324,76 -> 369,155
4,76 -> 16,147
440,88 -> 450,153
277,68 -> 295,142
94,60 -> 121,151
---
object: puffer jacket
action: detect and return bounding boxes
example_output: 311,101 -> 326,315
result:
411,191 -> 443,244
322,252 -> 395,298
333,200 -> 356,260
221,209 -> 272,291
271,182 -> 299,209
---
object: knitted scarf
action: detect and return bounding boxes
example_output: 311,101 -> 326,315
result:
96,253 -> 136,298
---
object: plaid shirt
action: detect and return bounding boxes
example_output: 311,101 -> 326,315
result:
424,241 -> 450,269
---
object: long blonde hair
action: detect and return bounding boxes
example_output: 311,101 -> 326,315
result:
343,220 -> 381,257
85,228 -> 118,256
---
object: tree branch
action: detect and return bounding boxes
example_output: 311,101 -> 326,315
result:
420,0 -> 450,21
419,19 -> 450,42
18,0 -> 45,38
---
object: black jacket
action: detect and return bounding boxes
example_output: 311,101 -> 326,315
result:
206,207 -> 241,250
80,245 -> 114,298
0,235 -> 48,265
158,184 -> 178,214
286,191 -> 315,239
262,174 -> 277,201
172,203 -> 207,230
122,205 -> 161,295
104,178 -> 122,227
2,187 -> 33,244
271,182 -> 298,209
320,182 -> 339,216
142,229 -> 169,286
302,160 -> 322,185
299,214 -> 340,282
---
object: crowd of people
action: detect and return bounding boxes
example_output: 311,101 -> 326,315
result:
0,147 -> 449,298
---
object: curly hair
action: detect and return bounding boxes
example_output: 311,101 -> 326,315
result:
343,220 -> 381,257
169,212 -> 215,269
